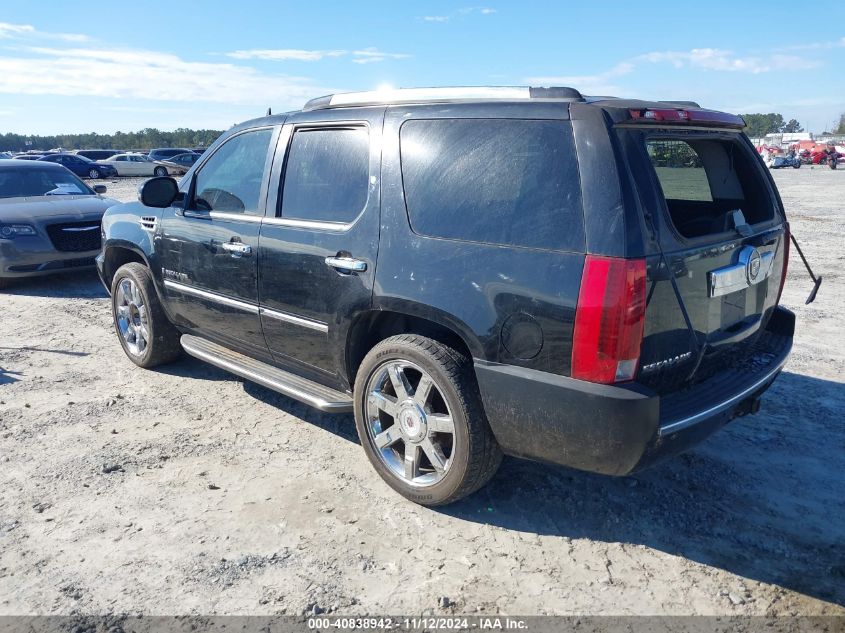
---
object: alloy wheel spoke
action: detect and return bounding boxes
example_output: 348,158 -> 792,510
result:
421,438 -> 448,474
414,373 -> 434,407
404,442 -> 420,480
118,280 -> 131,305
388,364 -> 412,400
374,426 -> 401,450
426,413 -> 454,435
116,305 -> 130,320
369,390 -> 398,417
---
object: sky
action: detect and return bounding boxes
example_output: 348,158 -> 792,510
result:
0,1 -> 843,136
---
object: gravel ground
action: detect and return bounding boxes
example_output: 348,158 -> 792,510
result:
0,170 -> 843,616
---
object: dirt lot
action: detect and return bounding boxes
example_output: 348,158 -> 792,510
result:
1,170 -> 843,616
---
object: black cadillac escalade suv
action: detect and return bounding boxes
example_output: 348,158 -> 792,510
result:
97,86 -> 794,506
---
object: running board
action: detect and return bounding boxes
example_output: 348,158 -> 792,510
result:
180,334 -> 353,413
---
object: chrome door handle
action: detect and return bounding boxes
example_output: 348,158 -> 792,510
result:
221,241 -> 252,257
325,256 -> 367,272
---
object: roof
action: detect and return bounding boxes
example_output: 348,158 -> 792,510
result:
0,159 -> 65,170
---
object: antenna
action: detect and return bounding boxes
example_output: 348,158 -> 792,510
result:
266,107 -> 272,116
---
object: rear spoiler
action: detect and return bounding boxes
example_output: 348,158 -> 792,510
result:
627,107 -> 745,129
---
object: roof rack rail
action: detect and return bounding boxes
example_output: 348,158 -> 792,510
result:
302,86 -> 584,111
659,100 -> 701,108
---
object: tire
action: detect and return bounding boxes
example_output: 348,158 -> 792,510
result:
353,334 -> 502,506
154,166 -> 168,177
110,262 -> 182,368
88,168 -> 100,179
793,162 -> 801,169
0,277 -> 12,290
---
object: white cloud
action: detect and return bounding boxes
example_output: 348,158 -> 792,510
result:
527,62 -> 634,95
226,48 -> 347,61
422,7 -> 496,22
0,21 -> 89,42
458,7 -> 497,15
351,47 -> 411,64
638,48 -> 820,73
0,46 -> 331,108
0,23 -> 34,38
781,36 -> 845,51
526,45 -> 822,95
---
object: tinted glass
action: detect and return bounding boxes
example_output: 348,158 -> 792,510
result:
280,127 -> 369,223
646,140 -> 713,202
0,168 -> 92,198
194,128 -> 273,214
400,119 -> 583,251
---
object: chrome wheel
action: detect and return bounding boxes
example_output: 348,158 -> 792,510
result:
88,168 -> 100,179
364,360 -> 456,487
115,277 -> 148,356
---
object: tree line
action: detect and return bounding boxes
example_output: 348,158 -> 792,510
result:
0,128 -> 224,152
741,114 -> 804,138
742,111 -> 845,138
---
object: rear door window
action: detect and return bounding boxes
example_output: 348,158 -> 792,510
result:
645,137 -> 774,238
280,127 -> 370,224
400,119 -> 583,251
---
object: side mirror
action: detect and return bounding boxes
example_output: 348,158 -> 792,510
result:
139,176 -> 179,208
93,184 -> 107,194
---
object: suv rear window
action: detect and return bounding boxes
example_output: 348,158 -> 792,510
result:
281,127 -> 369,224
400,119 -> 583,251
645,137 -> 774,238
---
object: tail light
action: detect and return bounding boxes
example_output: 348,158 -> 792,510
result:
572,256 -> 647,384
776,223 -> 790,305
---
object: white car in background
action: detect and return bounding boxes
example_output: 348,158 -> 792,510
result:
99,153 -> 179,177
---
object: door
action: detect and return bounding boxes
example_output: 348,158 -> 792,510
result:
258,109 -> 384,387
128,155 -> 148,176
158,125 -> 280,358
109,155 -> 126,175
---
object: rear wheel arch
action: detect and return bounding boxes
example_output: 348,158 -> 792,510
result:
344,309 -> 480,388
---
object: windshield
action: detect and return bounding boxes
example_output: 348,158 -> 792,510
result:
0,168 -> 94,198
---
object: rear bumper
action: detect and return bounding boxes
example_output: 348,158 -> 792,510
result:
475,306 -> 794,476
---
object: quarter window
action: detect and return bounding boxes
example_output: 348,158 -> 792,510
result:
400,119 -> 583,251
280,127 -> 369,224
193,128 -> 273,215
